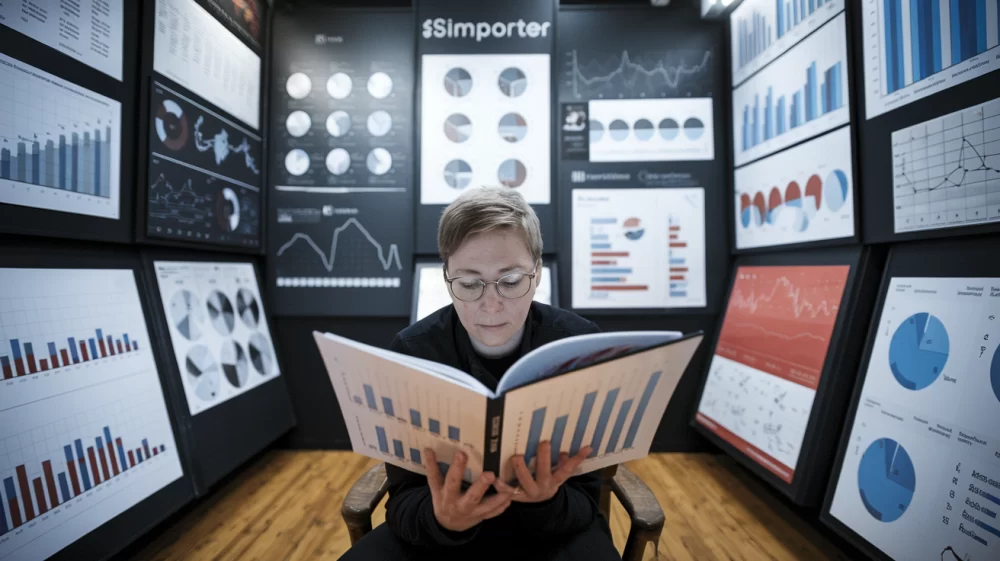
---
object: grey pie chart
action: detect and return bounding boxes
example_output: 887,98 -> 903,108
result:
327,72 -> 352,99
684,117 -> 705,140
326,148 -> 350,175
659,118 -> 679,140
444,114 -> 472,143
367,72 -> 393,99
444,159 -> 472,189
285,149 -> 310,176
498,113 -> 527,143
609,120 -> 629,141
326,111 -> 351,137
249,332 -> 275,376
444,68 -> 473,97
367,148 -> 392,175
221,341 -> 250,389
169,289 -> 204,341
185,345 -> 220,401
498,159 -> 526,188
589,120 -> 604,143
367,111 -> 392,137
634,119 -> 654,141
285,110 -> 311,137
498,67 -> 527,97
207,290 -> 236,335
237,287 -> 260,328
286,72 -> 312,100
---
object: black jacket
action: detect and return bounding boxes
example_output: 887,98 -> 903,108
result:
384,301 -> 610,549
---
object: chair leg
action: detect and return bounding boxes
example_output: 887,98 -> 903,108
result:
622,528 -> 660,561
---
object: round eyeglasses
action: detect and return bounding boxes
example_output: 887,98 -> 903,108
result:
444,268 -> 537,302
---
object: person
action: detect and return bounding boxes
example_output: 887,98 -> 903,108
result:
340,187 -> 621,560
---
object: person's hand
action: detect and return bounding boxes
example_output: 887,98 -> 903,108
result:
422,448 -> 513,533
493,441 -> 591,503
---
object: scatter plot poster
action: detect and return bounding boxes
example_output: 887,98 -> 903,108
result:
695,265 -> 849,483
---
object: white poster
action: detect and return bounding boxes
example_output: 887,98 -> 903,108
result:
420,53 -> 550,205
0,0 -> 124,80
571,188 -> 706,310
827,277 -> 1000,561
588,98 -> 715,162
154,261 -> 280,416
153,0 -> 261,129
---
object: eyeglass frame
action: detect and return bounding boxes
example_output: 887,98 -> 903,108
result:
443,265 -> 539,302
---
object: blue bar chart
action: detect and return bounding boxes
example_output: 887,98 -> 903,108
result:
733,13 -> 849,167
0,52 -> 121,219
864,0 -> 1000,118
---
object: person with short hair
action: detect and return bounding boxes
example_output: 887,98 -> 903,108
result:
340,187 -> 621,560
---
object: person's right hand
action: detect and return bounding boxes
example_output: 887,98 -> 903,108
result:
422,447 -> 512,533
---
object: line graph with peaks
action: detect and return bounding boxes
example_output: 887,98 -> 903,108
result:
716,265 -> 850,384
564,49 -> 713,100
892,96 -> 1000,234
277,218 -> 402,272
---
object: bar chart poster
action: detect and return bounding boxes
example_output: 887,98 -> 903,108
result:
0,268 -> 184,561
0,0 -> 124,80
153,261 -> 281,416
732,13 -> 850,168
863,0 -> 1000,119
587,98 -> 715,162
735,125 -> 855,249
696,265 -> 849,483
827,277 -> 1000,561
730,0 -> 844,86
498,334 -> 703,483
892,96 -> 1000,234
314,332 -> 488,483
0,52 -> 122,220
571,188 -> 707,310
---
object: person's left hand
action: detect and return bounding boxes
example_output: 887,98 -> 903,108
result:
493,441 -> 591,503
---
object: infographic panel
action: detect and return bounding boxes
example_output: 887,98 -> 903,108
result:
696,265 -> 849,483
413,262 -> 552,323
0,0 -> 124,80
892,96 -> 1000,234
146,80 -> 261,248
587,98 -> 715,162
153,261 -> 280,416
571,188 -> 706,310
420,53 -> 550,205
730,0 -> 844,87
863,0 -> 1000,119
735,125 -> 855,249
828,277 -> 1000,561
732,13 -> 849,168
0,268 -> 184,561
202,0 -> 263,50
153,0 -> 261,129
0,52 -> 121,220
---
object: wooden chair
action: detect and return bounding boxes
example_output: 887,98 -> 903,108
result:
341,463 -> 664,561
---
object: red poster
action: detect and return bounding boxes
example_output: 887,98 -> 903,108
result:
715,265 -> 849,390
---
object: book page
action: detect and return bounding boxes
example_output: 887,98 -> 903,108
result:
496,335 -> 703,484
314,332 -> 488,482
497,331 -> 682,395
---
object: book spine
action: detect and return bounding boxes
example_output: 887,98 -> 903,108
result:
484,395 -> 506,475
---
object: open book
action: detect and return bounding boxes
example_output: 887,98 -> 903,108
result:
314,329 -> 703,484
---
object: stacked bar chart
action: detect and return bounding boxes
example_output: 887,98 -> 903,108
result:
0,52 -> 121,219
1,328 -> 139,380
864,0 -> 1000,118
733,13 -> 849,167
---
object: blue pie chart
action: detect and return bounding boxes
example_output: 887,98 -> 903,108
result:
858,438 -> 915,523
888,312 -> 949,390
991,344 -> 1000,404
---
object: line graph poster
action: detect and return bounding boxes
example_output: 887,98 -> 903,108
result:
268,192 -> 413,316
827,277 -> 1000,561
696,265 -> 849,482
557,9 -> 715,101
892,96 -> 1000,234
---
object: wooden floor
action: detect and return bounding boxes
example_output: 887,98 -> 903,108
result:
130,451 -> 850,561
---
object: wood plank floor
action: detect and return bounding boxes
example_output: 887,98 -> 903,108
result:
129,451 -> 849,561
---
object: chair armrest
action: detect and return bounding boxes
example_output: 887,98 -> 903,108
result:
611,464 -> 664,532
341,463 -> 388,523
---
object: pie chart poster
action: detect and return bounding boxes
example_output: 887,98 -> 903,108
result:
415,0 -> 557,254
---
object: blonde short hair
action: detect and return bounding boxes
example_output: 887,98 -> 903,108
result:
438,187 -> 542,268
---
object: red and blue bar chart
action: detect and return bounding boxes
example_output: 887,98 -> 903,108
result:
1,328 -> 139,380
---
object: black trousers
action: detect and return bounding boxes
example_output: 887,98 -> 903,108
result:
339,518 -> 621,561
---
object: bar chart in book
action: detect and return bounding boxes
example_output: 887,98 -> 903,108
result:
730,0 -> 844,86
732,13 -> 849,167
864,0 -> 1000,118
0,52 -> 121,219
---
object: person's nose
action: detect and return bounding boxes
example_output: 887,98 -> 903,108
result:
479,284 -> 504,313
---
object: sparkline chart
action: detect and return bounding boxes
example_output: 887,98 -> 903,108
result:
731,0 -> 844,86
891,96 -> 1000,233
863,0 -> 1000,119
732,13 -> 849,167
564,49 -> 713,100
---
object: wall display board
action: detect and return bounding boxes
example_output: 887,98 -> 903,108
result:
0,244 -> 192,561
268,8 -> 414,317
822,237 -> 1000,561
0,0 -> 124,80
571,188 -> 707,311
0,3 -> 139,244
142,252 -> 295,495
416,0 -> 556,254
693,246 -> 882,504
411,260 -> 556,324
